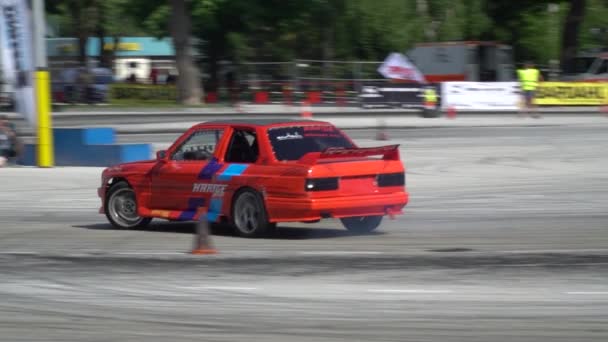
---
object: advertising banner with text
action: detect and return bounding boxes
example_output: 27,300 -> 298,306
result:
1,0 -> 36,125
535,82 -> 608,105
441,82 -> 520,111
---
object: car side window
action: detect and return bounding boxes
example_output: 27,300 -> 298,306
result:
225,129 -> 259,163
172,129 -> 224,161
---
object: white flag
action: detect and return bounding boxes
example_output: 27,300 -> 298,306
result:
378,52 -> 426,83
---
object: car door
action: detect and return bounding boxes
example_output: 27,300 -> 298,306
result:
149,127 -> 225,215
205,128 -> 260,221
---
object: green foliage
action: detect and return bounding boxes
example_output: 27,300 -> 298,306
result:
580,0 -> 608,50
517,4 -> 564,64
48,0 -> 601,72
464,0 -> 492,39
47,0 -> 146,38
436,0 -> 467,41
109,83 -> 177,101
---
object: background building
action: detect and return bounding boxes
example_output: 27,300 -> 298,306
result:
47,37 -> 176,83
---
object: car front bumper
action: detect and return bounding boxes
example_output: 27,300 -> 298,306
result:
97,186 -> 105,213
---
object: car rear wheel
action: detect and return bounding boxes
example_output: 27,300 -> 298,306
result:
232,189 -> 275,238
105,181 -> 152,229
340,215 -> 383,233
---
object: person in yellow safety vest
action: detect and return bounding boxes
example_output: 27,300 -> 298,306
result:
424,87 -> 438,108
517,61 -> 543,118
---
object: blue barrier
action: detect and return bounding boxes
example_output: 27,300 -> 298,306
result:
20,128 -> 153,167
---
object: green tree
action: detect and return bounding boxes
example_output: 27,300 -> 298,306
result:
123,0 -> 207,104
92,0 -> 596,83
435,0 -> 467,41
518,4 -> 563,65
464,0 -> 492,39
47,0 -> 142,67
47,0 -> 95,66
560,0 -> 587,71
579,0 -> 608,50
170,0 -> 203,104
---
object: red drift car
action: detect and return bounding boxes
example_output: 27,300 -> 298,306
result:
98,119 -> 408,237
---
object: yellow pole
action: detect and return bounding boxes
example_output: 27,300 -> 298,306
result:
35,69 -> 54,167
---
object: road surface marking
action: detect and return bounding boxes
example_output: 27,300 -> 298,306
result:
471,262 -> 608,268
179,286 -> 258,291
115,252 -> 188,256
0,251 -> 40,255
501,248 -> 608,254
367,289 -> 453,294
298,251 -> 383,256
566,292 -> 608,295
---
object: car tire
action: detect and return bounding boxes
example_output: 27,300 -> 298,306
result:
105,181 -> 152,229
232,189 -> 275,238
340,215 -> 383,233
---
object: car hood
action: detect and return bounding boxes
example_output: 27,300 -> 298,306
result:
102,160 -> 157,177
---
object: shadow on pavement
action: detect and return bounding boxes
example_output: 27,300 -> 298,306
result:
72,222 -> 384,240
268,226 -> 385,240
73,222 -> 196,234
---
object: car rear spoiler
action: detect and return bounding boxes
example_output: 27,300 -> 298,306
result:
298,144 -> 400,164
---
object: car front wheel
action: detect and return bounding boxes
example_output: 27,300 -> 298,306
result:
105,181 -> 152,229
340,215 -> 383,233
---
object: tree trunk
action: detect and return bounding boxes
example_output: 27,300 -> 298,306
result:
169,0 -> 203,105
560,0 -> 586,73
70,3 -> 87,67
110,36 -> 120,74
95,1 -> 112,69
77,34 -> 88,67
322,25 -> 334,93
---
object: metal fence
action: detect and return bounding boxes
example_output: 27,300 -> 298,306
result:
216,60 -> 387,105
2,58 -> 565,107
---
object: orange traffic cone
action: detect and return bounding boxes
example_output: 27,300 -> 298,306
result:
446,106 -> 457,119
301,100 -> 312,118
191,215 -> 217,255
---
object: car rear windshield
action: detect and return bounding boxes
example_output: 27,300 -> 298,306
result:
268,125 -> 355,161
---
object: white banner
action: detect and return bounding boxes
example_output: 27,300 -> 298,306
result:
378,52 -> 426,83
1,0 -> 36,126
441,82 -> 520,111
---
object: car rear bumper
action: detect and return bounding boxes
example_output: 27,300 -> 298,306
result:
266,191 -> 408,222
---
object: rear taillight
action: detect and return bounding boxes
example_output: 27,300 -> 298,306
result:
305,177 -> 339,191
377,172 -> 405,187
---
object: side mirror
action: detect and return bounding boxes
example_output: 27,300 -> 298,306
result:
156,150 -> 167,162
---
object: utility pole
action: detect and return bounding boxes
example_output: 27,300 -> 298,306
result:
32,0 -> 54,167
32,0 -> 46,68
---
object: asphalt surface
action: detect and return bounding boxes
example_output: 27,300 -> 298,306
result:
1,123 -> 608,341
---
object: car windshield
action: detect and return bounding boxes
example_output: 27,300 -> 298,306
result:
268,125 -> 355,161
565,57 -> 596,74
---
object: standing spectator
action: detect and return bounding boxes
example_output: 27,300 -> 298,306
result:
127,73 -> 137,83
0,114 -> 21,167
166,71 -> 177,85
149,68 -> 159,85
77,68 -> 95,104
61,68 -> 79,103
517,61 -> 543,118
